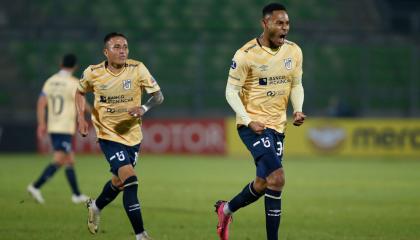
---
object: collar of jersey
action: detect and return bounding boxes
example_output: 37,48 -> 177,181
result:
104,61 -> 126,77
256,38 -> 281,56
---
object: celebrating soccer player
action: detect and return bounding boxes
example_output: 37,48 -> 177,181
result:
76,32 -> 163,240
215,3 -> 306,240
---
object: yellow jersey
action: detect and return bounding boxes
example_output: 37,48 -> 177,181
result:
78,59 -> 160,146
42,70 -> 79,134
228,38 -> 303,133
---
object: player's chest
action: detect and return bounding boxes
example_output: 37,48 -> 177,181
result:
92,73 -> 140,96
248,57 -> 294,88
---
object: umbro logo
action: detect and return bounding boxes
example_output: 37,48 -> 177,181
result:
259,65 -> 269,71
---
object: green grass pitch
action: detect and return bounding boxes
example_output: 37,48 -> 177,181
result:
0,154 -> 419,240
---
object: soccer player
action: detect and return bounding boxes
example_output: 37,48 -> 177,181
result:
75,32 -> 163,240
27,54 -> 89,204
215,3 -> 306,240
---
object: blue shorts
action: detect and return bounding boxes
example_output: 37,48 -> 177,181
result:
238,126 -> 285,178
98,139 -> 140,176
50,134 -> 73,153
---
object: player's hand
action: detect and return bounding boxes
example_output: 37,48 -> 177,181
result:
293,112 -> 306,126
37,123 -> 47,139
77,117 -> 89,137
248,121 -> 265,135
128,106 -> 145,118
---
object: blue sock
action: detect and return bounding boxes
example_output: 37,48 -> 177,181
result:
228,181 -> 263,212
65,166 -> 81,196
123,176 -> 144,234
33,163 -> 60,188
95,180 -> 120,210
265,189 -> 282,240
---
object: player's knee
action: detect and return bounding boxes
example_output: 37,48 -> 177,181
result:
253,178 -> 267,193
266,170 -> 285,189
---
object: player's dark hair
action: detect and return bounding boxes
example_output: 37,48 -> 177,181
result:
104,32 -> 127,47
62,54 -> 77,68
262,3 -> 287,17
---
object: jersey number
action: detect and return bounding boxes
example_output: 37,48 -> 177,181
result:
49,94 -> 64,115
260,137 -> 283,156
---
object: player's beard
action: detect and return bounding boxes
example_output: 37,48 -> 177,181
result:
268,31 -> 286,49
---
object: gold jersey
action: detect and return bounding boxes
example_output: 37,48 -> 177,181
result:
78,59 -> 160,146
228,38 -> 303,133
42,70 -> 79,134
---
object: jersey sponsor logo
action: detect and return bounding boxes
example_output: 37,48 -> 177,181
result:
266,90 -> 286,97
106,107 -> 128,113
100,95 -> 134,104
123,79 -> 132,90
260,76 -> 290,85
259,78 -> 268,85
284,58 -> 292,70
231,60 -> 237,69
268,76 -> 290,85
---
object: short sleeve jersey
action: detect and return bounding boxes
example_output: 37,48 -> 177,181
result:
228,38 -> 303,133
42,71 -> 79,134
78,59 -> 160,146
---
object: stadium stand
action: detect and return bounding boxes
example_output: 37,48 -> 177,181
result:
0,0 -> 419,123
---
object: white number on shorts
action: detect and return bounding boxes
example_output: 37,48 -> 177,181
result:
133,152 -> 138,166
276,141 -> 283,156
261,137 -> 271,148
113,151 -> 125,161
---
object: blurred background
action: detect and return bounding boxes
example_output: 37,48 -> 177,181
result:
0,0 -> 419,154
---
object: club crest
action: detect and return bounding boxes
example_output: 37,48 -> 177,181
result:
284,58 -> 292,70
123,79 -> 131,90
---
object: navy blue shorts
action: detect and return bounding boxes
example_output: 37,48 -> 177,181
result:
98,139 -> 140,176
238,126 -> 285,178
50,134 -> 73,153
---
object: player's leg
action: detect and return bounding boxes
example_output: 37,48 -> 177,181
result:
215,126 -> 267,240
118,144 -> 150,240
265,168 -> 284,240
27,134 -> 68,203
63,152 -> 89,203
261,130 -> 285,240
86,139 -> 125,234
86,175 -> 121,234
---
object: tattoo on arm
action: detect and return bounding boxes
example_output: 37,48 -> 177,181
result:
142,91 -> 164,112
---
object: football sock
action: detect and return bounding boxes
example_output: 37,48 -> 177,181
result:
123,176 -> 144,234
65,166 -> 81,196
265,189 -> 282,240
228,181 -> 264,213
33,163 -> 60,188
95,180 -> 120,210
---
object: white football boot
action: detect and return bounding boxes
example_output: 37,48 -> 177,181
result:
27,184 -> 45,204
